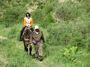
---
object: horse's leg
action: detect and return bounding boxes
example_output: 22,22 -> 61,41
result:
24,42 -> 28,52
25,46 -> 28,52
29,44 -> 32,55
27,44 -> 30,55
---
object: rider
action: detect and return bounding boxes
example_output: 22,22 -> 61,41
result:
20,12 -> 33,41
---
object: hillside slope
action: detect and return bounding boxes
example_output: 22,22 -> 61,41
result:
0,0 -> 90,67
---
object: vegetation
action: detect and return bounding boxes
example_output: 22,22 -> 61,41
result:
0,0 -> 90,67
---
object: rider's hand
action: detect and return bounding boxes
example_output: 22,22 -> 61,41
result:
26,24 -> 30,27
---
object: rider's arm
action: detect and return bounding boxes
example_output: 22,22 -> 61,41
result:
24,18 -> 26,26
30,18 -> 33,27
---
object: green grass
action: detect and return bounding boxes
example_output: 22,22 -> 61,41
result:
0,0 -> 90,67
0,22 -> 90,67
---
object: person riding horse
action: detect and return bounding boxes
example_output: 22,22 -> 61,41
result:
20,12 -> 45,61
20,12 -> 33,41
32,25 -> 45,61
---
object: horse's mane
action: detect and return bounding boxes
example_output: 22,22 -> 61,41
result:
24,28 -> 32,36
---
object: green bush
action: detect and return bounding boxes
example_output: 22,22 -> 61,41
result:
81,0 -> 90,13
46,19 -> 90,49
3,6 -> 25,27
32,0 -> 56,28
32,9 -> 43,23
40,14 -> 55,28
42,1 -> 54,14
8,27 -> 17,39
63,46 -> 78,61
54,1 -> 86,21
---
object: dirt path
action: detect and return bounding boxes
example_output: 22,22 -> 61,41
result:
0,55 -> 8,67
0,36 -> 7,40
34,59 -> 48,67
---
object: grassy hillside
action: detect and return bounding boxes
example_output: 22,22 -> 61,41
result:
0,0 -> 90,67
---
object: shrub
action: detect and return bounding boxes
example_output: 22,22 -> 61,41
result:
63,46 -> 78,61
3,6 -> 25,27
32,9 -> 43,23
54,1 -> 86,21
8,27 -> 17,39
46,18 -> 90,50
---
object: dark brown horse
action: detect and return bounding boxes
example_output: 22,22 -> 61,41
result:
22,26 -> 33,55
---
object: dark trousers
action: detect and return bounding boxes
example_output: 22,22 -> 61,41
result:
20,26 -> 26,40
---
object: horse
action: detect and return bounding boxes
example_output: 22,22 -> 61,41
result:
22,26 -> 33,55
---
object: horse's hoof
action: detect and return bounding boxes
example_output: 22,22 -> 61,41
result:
29,53 -> 32,56
37,56 -> 43,61
32,54 -> 38,58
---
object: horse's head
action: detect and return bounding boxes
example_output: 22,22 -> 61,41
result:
23,26 -> 32,40
24,27 -> 32,36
